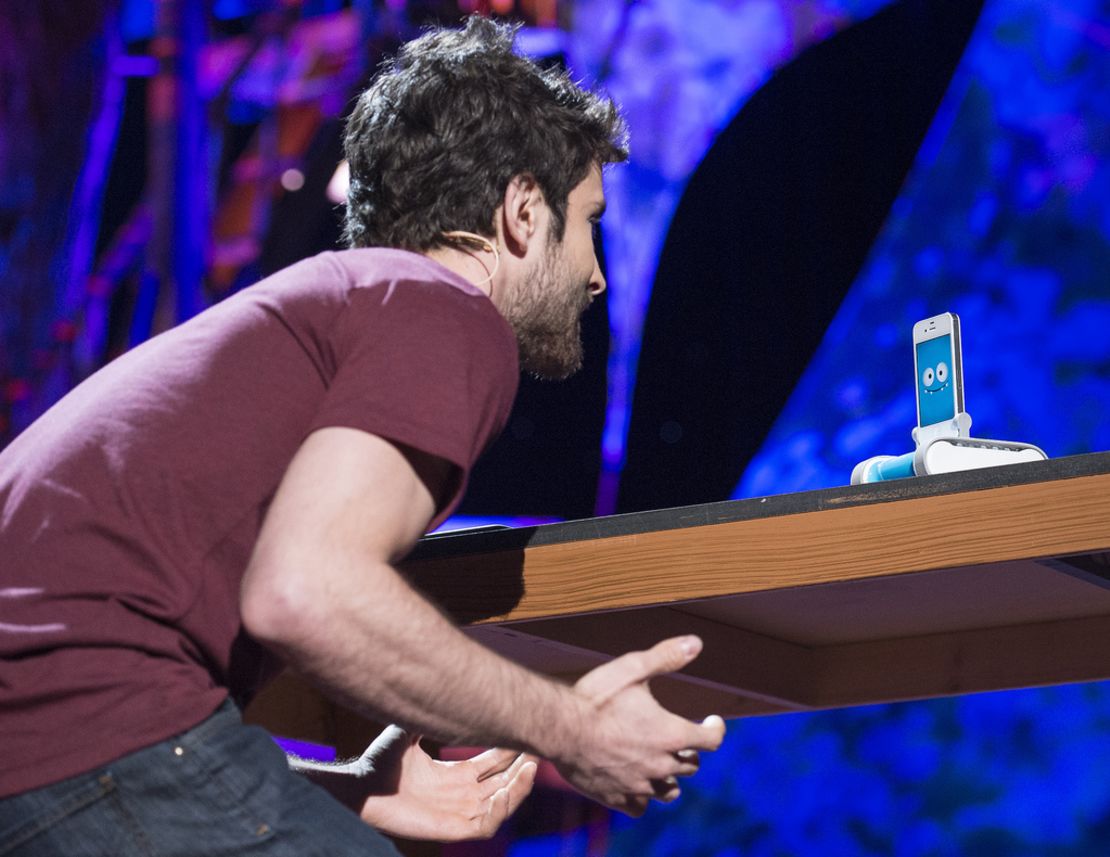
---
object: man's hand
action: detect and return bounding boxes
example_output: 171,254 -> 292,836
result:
556,635 -> 726,816
358,734 -> 537,841
303,727 -> 537,842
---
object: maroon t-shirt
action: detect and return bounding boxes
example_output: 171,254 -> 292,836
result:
0,248 -> 518,797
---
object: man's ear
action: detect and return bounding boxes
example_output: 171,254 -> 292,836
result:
500,173 -> 544,256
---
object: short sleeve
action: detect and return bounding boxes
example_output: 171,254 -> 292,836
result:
306,279 -> 519,522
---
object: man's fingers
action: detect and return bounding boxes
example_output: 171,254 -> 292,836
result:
578,635 -> 703,697
619,795 -> 650,818
503,760 -> 537,814
703,714 -> 726,745
476,760 -> 537,838
677,713 -> 726,752
652,776 -> 681,803
630,635 -> 702,682
673,748 -> 700,776
478,752 -> 536,799
476,786 -> 510,839
469,746 -> 527,781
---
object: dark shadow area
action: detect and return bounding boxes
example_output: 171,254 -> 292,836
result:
617,0 -> 985,513
260,119 -> 347,273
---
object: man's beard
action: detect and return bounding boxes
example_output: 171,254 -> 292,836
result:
502,244 -> 591,381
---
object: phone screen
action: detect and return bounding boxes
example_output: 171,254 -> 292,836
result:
916,334 -> 957,426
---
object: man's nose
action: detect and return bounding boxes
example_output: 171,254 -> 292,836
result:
588,256 -> 607,297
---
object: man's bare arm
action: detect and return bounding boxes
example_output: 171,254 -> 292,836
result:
241,428 -> 586,749
240,427 -> 723,814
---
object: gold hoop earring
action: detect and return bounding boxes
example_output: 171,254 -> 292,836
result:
443,230 -> 500,288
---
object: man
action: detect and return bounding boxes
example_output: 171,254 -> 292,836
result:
0,16 -> 724,854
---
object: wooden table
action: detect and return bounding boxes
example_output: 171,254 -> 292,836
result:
247,452 -> 1110,745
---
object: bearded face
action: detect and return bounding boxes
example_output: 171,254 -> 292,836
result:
501,237 -> 594,381
495,167 -> 607,380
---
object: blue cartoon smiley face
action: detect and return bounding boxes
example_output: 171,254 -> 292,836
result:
916,335 -> 956,425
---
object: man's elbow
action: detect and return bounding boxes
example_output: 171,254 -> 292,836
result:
240,555 -> 320,652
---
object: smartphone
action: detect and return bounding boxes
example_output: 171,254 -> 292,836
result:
912,312 -> 964,430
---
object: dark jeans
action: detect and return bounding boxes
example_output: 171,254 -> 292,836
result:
0,700 -> 400,856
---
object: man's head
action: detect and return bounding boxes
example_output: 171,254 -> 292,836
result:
492,164 -> 607,379
343,16 -> 627,253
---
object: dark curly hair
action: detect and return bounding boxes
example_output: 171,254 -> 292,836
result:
342,16 -> 628,251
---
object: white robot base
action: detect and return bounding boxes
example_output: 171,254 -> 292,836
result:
851,412 -> 1047,485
